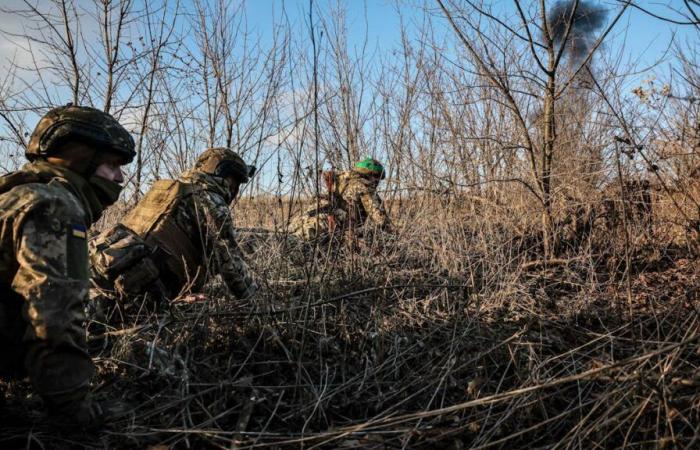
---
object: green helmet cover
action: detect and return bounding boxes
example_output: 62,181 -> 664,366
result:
354,157 -> 385,179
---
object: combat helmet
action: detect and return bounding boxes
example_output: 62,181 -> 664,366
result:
194,147 -> 256,183
27,104 -> 136,163
354,157 -> 386,180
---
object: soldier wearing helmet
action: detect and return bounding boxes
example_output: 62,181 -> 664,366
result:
290,157 -> 392,241
0,104 -> 134,428
89,147 -> 258,304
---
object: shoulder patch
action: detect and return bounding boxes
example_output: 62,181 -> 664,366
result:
71,224 -> 87,239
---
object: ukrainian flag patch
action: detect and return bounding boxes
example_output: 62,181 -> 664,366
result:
71,224 -> 87,239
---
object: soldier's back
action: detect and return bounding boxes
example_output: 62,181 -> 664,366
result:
115,171 -> 233,292
338,171 -> 375,200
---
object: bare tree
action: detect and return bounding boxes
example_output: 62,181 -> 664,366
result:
129,1 -> 179,198
190,0 -> 286,154
88,0 -> 134,113
435,0 -> 630,258
0,0 -> 90,107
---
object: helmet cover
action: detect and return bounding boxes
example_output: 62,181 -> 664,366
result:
27,104 -> 135,163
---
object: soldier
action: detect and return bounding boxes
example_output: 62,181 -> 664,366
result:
290,157 -> 392,242
0,104 -> 134,428
90,147 -> 258,303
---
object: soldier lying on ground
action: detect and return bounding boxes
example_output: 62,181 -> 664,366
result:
90,148 -> 258,307
290,157 -> 392,243
0,104 -> 134,428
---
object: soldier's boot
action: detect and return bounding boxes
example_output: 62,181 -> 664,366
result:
47,396 -> 132,430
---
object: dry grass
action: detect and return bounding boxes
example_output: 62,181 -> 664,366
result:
1,192 -> 700,450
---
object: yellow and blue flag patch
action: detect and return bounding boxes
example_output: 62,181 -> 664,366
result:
71,224 -> 87,239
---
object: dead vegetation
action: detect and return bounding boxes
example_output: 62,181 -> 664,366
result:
2,191 -> 700,449
1,0 -> 700,448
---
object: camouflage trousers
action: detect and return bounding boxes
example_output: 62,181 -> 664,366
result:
289,207 -> 349,242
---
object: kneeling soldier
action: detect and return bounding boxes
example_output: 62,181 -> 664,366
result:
290,157 -> 392,242
90,148 -> 258,303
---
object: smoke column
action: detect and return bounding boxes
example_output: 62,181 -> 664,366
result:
547,0 -> 608,64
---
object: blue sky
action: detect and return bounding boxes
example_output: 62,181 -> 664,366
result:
0,1 -> 693,94
244,1 -> 405,46
0,0 -> 696,180
240,1 -> 692,67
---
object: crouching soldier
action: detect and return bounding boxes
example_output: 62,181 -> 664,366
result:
90,148 -> 258,306
290,157 -> 392,242
0,105 -> 134,428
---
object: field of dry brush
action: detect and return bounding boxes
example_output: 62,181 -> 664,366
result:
1,1 -> 699,448
2,189 -> 699,449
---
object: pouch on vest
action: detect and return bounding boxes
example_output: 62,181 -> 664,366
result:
121,179 -> 201,289
90,223 -> 150,280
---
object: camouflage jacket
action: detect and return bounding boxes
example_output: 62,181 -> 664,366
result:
333,171 -> 390,229
0,161 -> 95,407
291,171 -> 390,240
117,170 -> 256,299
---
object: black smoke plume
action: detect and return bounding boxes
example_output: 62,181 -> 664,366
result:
547,0 -> 608,64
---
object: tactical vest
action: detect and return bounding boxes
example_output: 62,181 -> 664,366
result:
121,179 -> 203,289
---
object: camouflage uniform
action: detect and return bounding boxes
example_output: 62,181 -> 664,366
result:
0,105 -> 134,426
291,170 -> 390,241
91,150 -> 257,300
0,163 -> 95,411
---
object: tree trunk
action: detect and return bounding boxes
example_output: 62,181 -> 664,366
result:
541,78 -> 556,258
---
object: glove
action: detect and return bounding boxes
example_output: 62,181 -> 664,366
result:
114,256 -> 160,296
